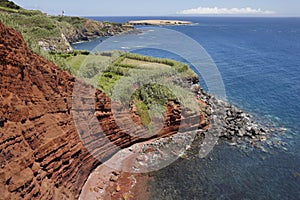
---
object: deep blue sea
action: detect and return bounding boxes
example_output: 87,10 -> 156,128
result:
74,17 -> 300,199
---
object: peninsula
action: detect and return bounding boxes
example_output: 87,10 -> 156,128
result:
128,19 -> 193,26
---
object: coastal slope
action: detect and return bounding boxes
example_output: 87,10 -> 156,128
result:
0,22 -> 206,199
0,5 -> 135,52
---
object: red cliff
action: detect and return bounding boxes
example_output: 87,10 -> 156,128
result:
0,22 -> 206,199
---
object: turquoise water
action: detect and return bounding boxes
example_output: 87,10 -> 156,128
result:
73,17 -> 300,199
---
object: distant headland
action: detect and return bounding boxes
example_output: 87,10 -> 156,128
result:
128,19 -> 193,26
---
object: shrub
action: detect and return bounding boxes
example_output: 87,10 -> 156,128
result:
0,0 -> 21,10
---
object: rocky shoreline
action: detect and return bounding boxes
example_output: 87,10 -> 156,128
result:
41,22 -> 139,52
198,90 -> 271,145
65,24 -> 138,44
79,81 -> 282,200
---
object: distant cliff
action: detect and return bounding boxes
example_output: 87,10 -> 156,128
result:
0,21 -> 205,199
0,5 -> 135,52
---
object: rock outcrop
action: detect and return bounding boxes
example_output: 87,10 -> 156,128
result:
0,22 -> 206,199
64,19 -> 137,44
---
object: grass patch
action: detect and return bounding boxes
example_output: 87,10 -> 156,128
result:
121,58 -> 172,69
66,55 -> 87,72
65,51 -> 120,76
97,72 -> 122,94
135,100 -> 151,127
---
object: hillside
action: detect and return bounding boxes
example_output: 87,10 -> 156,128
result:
0,3 -> 135,53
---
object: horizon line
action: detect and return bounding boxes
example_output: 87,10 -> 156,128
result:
71,14 -> 300,18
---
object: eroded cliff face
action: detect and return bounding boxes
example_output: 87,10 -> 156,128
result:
0,22 -> 206,199
0,21 -> 101,199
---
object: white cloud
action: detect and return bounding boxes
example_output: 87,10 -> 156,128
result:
177,7 -> 275,15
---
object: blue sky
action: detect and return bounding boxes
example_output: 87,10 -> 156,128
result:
13,0 -> 300,16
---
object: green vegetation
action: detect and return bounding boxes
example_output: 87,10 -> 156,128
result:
65,51 -> 198,129
0,4 -> 122,53
0,11 -> 75,53
0,0 -> 21,10
65,51 -> 196,96
135,100 -> 151,126
132,83 -> 177,108
0,2 -> 130,72
97,72 -> 122,93
50,16 -> 87,30
109,53 -> 195,78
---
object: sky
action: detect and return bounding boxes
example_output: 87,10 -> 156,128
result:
13,0 -> 300,17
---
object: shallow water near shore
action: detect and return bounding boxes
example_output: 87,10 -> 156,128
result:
148,140 -> 300,200
73,17 -> 300,199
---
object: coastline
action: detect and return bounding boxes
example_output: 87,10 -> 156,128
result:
67,28 -> 140,45
79,81 -> 281,199
2,4 -> 298,198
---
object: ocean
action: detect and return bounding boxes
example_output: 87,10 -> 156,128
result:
73,17 -> 300,199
